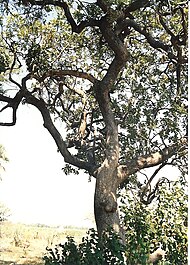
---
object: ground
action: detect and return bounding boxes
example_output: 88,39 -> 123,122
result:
0,222 -> 88,265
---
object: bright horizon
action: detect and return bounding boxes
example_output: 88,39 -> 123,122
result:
0,104 -> 96,228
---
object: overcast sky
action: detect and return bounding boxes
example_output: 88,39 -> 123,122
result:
0,104 -> 96,227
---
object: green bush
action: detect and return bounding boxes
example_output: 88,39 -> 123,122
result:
43,181 -> 187,265
43,228 -> 126,265
120,181 -> 187,265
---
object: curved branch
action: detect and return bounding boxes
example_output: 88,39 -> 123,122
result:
9,52 -> 22,89
116,19 -> 176,59
124,0 -> 150,14
146,161 -> 167,187
140,177 -> 171,205
99,17 -> 129,60
101,56 -> 127,88
96,0 -> 109,13
24,91 -> 96,175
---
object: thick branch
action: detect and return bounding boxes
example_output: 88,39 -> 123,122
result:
96,0 -> 150,16
24,91 -> 96,174
101,56 -> 127,88
99,17 -> 129,60
117,139 -> 187,184
124,0 -> 150,14
94,91 -> 118,169
0,94 -> 12,104
0,90 -> 24,126
96,0 -> 109,13
116,19 -> 176,58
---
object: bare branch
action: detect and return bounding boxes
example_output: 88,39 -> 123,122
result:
101,56 -> 127,88
124,0 -> 150,14
146,161 -> 167,187
0,90 -> 25,126
99,17 -> 129,60
9,52 -> 22,89
115,19 -> 176,59
96,0 -> 109,13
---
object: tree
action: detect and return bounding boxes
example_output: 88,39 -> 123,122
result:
0,0 -> 188,243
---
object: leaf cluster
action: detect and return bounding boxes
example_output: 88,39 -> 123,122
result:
120,180 -> 187,264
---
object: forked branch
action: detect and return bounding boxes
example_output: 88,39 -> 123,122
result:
0,91 -> 24,126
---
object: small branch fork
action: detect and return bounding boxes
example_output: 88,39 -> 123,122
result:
0,50 -> 25,126
0,91 -> 24,126
139,162 -> 168,205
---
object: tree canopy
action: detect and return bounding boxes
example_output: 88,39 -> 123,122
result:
0,0 -> 188,247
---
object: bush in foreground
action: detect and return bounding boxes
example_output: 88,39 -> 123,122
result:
43,228 -> 126,265
43,181 -> 187,265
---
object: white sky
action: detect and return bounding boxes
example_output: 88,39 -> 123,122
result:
0,104 -> 96,227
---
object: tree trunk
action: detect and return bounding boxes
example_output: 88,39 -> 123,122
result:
94,167 -> 125,243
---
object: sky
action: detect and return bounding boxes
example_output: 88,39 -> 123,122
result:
0,104 -> 96,227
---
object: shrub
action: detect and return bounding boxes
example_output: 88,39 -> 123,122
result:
120,181 -> 188,265
43,181 -> 187,265
43,228 -> 126,265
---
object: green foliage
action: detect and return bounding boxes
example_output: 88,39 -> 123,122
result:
43,228 -> 126,265
43,180 -> 187,264
120,180 -> 188,264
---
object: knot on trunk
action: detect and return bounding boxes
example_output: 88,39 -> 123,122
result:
102,192 -> 117,213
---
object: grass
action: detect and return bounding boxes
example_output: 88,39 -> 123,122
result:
0,221 -> 88,265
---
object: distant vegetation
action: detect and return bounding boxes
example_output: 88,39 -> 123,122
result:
0,203 -> 10,222
0,222 -> 88,265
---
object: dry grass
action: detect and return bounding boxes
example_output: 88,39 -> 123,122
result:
0,222 -> 88,265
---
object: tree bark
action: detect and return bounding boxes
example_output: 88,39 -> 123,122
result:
94,167 -> 125,242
